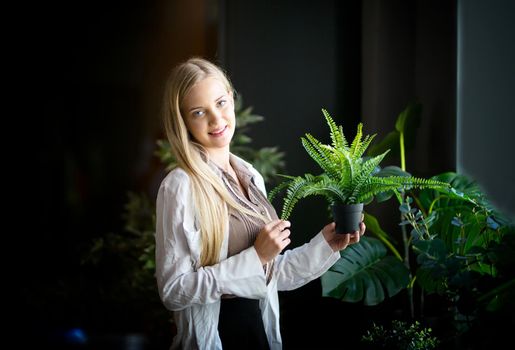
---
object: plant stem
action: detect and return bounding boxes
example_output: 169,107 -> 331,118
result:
400,130 -> 406,171
398,130 -> 414,318
401,192 -> 415,319
459,225 -> 465,256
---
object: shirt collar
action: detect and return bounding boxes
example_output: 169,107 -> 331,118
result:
207,153 -> 255,183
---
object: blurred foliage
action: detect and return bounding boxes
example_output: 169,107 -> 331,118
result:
361,320 -> 439,350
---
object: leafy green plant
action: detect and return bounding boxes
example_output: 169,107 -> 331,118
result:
321,236 -> 410,305
357,103 -> 515,347
361,320 -> 440,350
268,108 -> 449,220
398,173 -> 515,344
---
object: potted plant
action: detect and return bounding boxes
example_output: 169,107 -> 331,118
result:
269,109 -> 449,234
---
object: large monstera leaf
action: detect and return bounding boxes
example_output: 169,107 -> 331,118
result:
321,237 -> 409,306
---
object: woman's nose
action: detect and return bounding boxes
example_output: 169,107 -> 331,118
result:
208,108 -> 223,124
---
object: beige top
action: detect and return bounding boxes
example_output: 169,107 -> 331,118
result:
211,154 -> 279,284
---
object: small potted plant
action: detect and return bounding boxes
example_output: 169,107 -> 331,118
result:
269,109 -> 449,234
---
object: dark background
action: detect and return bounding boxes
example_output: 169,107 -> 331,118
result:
16,0 -> 514,349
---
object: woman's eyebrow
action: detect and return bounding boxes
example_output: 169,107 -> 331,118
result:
188,95 -> 226,112
188,106 -> 202,112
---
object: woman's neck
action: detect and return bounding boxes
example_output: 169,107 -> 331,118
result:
207,148 -> 231,172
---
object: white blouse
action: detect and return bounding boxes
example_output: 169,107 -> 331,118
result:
155,155 -> 340,349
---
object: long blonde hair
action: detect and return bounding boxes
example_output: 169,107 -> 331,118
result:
162,57 -> 268,266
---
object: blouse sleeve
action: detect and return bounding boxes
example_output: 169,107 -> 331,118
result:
155,169 -> 268,311
247,165 -> 340,291
273,232 -> 340,291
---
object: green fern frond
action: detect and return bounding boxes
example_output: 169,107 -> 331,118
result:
350,123 -> 364,158
280,174 -> 346,219
301,134 -> 340,180
268,179 -> 293,203
356,180 -> 403,204
342,150 -> 356,183
350,150 -> 390,198
322,108 -> 347,149
356,176 -> 450,203
354,133 -> 377,159
281,175 -> 319,219
295,180 -> 345,206
379,176 -> 450,191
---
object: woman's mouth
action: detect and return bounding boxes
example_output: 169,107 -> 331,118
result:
208,125 -> 228,137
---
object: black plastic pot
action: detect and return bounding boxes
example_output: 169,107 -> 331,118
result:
331,203 -> 364,234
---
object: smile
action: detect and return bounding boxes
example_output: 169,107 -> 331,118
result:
208,125 -> 228,137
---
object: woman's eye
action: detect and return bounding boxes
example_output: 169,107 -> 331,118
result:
192,110 -> 204,117
217,100 -> 227,107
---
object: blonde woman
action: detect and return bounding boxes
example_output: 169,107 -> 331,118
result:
155,57 -> 366,350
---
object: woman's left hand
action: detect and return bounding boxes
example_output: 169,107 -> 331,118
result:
322,215 -> 366,252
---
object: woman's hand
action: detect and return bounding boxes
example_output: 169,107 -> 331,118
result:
322,216 -> 366,252
254,219 -> 291,265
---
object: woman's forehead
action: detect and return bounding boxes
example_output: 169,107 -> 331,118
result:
182,77 -> 228,107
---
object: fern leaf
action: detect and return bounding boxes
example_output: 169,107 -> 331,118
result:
322,108 -> 348,149
302,134 -> 340,180
350,123 -> 364,158
281,176 -> 319,219
356,176 -> 450,203
354,133 -> 377,159
278,174 -> 346,219
268,179 -> 293,202
349,150 -> 390,201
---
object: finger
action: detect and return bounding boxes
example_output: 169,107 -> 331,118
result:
359,222 -> 366,236
273,220 -> 291,234
340,233 -> 351,244
324,222 -> 336,235
344,231 -> 357,244
264,219 -> 282,231
335,236 -> 349,249
361,213 -> 365,222
278,228 -> 291,240
280,238 -> 291,250
341,233 -> 351,248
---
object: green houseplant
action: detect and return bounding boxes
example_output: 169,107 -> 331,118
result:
351,103 -> 515,347
269,109 -> 449,234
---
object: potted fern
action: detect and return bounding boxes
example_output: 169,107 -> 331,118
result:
269,109 -> 449,234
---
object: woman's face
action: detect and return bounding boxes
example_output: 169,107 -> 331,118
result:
181,77 -> 235,155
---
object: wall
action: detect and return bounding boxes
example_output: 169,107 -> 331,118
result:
220,0 -> 362,247
457,0 -> 515,220
361,0 -> 457,238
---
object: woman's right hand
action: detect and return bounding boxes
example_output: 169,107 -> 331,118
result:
254,219 -> 291,265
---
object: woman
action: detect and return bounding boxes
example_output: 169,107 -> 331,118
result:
155,57 -> 366,350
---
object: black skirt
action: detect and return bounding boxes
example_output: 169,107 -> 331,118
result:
218,297 -> 270,350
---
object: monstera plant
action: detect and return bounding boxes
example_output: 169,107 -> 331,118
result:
269,108 -> 449,233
